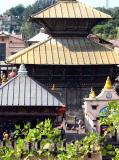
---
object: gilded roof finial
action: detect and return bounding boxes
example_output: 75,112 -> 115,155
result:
2,74 -> 8,85
104,76 -> 112,90
89,87 -> 96,99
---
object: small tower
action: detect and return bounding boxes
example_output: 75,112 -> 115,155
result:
104,76 -> 112,90
83,78 -> 119,136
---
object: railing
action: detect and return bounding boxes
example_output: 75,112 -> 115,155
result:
0,140 -> 41,151
0,140 -> 102,160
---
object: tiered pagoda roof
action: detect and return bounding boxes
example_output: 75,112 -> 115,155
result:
30,0 -> 112,36
6,0 -> 119,65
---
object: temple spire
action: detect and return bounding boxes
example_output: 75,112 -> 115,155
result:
89,88 -> 96,99
104,76 -> 112,89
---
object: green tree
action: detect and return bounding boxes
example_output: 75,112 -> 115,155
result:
0,119 -> 102,160
92,7 -> 119,40
2,102 -> 119,159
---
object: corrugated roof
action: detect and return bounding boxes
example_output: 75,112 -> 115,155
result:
0,64 -> 63,106
6,37 -> 119,65
31,0 -> 111,19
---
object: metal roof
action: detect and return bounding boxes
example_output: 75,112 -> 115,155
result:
6,37 -> 119,65
110,40 -> 119,47
28,32 -> 50,43
0,31 -> 23,40
31,0 -> 112,19
0,64 -> 63,107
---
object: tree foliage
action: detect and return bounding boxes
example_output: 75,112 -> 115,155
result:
1,102 -> 119,159
3,1 -> 119,40
0,119 -> 101,160
3,0 -> 57,39
92,7 -> 119,40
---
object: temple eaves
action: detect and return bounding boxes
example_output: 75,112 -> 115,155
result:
6,37 -> 119,65
30,0 -> 111,36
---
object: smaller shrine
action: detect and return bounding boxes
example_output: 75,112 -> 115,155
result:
83,77 -> 119,139
0,64 -> 66,132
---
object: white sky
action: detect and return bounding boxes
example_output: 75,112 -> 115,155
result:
0,0 -> 119,14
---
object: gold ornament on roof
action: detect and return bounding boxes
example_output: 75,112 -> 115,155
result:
2,74 -> 8,85
104,76 -> 112,89
89,88 -> 96,99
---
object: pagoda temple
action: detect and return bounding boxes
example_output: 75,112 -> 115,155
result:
6,0 -> 119,114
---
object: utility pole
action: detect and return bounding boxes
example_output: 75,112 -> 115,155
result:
106,0 -> 109,8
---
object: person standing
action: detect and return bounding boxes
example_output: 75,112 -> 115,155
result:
3,131 -> 9,146
61,126 -> 65,140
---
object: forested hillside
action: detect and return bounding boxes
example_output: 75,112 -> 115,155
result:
4,0 -> 57,39
3,0 -> 119,40
93,7 -> 119,40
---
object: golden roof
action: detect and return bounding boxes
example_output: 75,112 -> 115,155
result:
31,0 -> 112,19
6,37 -> 119,65
104,76 -> 112,90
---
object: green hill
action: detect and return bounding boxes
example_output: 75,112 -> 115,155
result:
3,0 -> 119,41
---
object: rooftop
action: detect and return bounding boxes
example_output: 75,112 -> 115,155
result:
0,64 -> 63,107
31,0 -> 111,19
28,28 -> 50,43
6,37 -> 119,65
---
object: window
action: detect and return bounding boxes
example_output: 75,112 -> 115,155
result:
99,107 -> 108,117
0,43 -> 6,60
92,105 -> 98,110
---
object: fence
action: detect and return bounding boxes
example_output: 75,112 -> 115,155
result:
0,140 -> 103,160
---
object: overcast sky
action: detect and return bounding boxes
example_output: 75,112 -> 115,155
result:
0,0 -> 119,14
